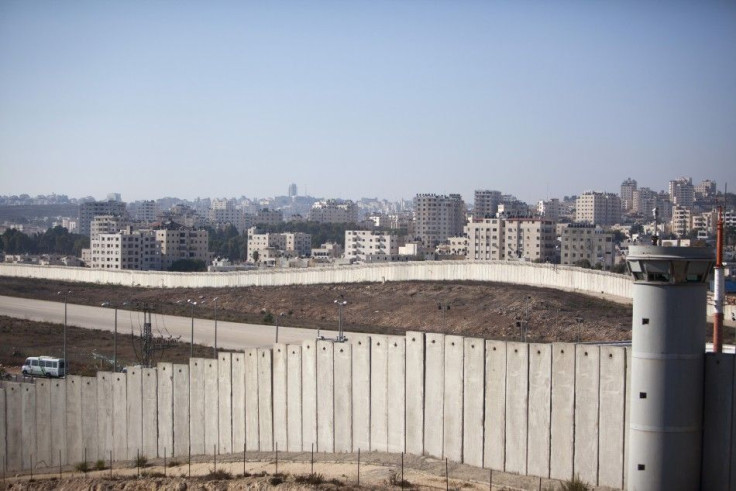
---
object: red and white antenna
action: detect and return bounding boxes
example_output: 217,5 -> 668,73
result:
713,184 -> 726,352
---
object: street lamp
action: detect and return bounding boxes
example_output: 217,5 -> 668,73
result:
212,297 -> 219,358
187,299 -> 198,358
101,301 -> 127,372
334,298 -> 348,342
275,312 -> 286,344
57,290 -> 71,376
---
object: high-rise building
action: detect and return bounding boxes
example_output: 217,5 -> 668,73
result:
155,224 -> 210,268
289,183 -> 298,198
695,179 -> 716,198
473,190 -> 502,220
465,217 -> 556,262
413,193 -> 467,249
575,192 -> 622,226
78,200 -> 128,236
537,199 -> 561,221
620,178 -> 637,211
669,177 -> 694,208
308,200 -> 359,223
89,228 -> 161,270
559,224 -> 614,268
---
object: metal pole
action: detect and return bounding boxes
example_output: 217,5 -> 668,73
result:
63,293 -> 68,374
214,298 -> 218,358
190,303 -> 194,359
113,307 -> 118,372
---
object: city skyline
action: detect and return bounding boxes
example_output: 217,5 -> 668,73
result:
1,2 -> 735,203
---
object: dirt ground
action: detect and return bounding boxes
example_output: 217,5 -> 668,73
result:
0,276 -> 635,343
0,451 -> 601,490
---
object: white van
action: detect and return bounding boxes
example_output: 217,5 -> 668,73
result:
21,356 -> 66,378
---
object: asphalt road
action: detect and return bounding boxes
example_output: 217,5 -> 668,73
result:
0,295 -> 343,349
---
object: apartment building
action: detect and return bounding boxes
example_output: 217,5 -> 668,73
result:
575,192 -> 622,226
89,228 -> 161,270
247,227 -> 311,262
308,200 -> 359,223
620,178 -> 637,211
559,224 -> 614,269
671,205 -> 692,237
344,230 -> 399,262
473,190 -> 502,219
155,224 -> 210,268
90,215 -> 130,238
311,242 -> 343,262
537,199 -> 561,221
669,177 -> 695,208
129,200 -> 158,223
79,200 -> 127,236
465,217 -> 556,262
255,208 -> 284,226
413,193 -> 466,249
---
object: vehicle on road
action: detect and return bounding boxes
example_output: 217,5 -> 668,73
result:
21,356 -> 66,378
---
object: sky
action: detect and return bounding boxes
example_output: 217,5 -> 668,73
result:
1,1 -> 735,204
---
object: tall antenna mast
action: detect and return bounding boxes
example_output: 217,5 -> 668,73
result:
713,183 -> 727,352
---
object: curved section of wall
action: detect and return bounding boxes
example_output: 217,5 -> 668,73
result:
0,262 -> 633,300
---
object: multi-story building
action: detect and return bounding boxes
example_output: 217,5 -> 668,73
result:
465,217 -> 556,262
255,208 -> 284,226
311,242 -> 343,262
344,230 -> 399,262
671,205 -> 692,237
575,192 -> 622,226
695,179 -> 717,198
155,223 -> 210,268
90,215 -> 130,238
620,178 -> 637,211
129,200 -> 158,223
89,228 -> 161,270
413,193 -> 466,249
247,227 -> 311,262
537,199 -> 561,221
632,187 -> 656,216
559,224 -> 614,269
288,183 -> 298,198
308,200 -> 359,223
78,200 -> 128,236
669,177 -> 695,208
473,190 -> 502,219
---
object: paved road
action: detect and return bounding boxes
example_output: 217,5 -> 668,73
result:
0,295 -> 343,350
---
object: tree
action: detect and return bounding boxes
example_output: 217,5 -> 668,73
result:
252,250 -> 259,263
167,259 -> 206,272
573,258 -> 592,269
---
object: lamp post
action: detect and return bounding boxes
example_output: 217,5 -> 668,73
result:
276,312 -> 286,344
57,290 -> 71,376
101,301 -> 127,372
187,299 -> 197,358
334,299 -> 347,342
212,297 -> 219,358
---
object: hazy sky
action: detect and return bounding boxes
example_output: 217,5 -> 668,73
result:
1,1 -> 734,204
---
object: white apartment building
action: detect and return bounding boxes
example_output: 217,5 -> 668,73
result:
669,177 -> 695,208
89,228 -> 161,270
695,179 -> 717,198
129,200 -> 158,223
413,193 -> 466,249
344,230 -> 399,262
465,217 -> 556,262
311,242 -> 343,262
575,192 -> 622,226
90,215 -> 130,238
671,205 -> 692,237
308,200 -> 359,224
559,224 -> 614,269
473,190 -> 502,219
247,227 -> 311,262
620,178 -> 637,211
155,225 -> 210,268
537,199 -> 561,221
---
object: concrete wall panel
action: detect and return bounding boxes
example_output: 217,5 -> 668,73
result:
701,353 -> 734,490
96,372 -> 114,462
126,368 -> 142,460
370,335 -> 388,452
218,352 -> 233,454
5,384 -> 22,471
258,348 -> 274,451
204,359 -> 218,455
35,380 -> 51,468
484,340 -> 506,470
301,340 -> 317,451
334,342 -> 353,452
351,335 -> 371,453
172,364 -> 190,457
527,343 -> 551,478
231,353 -> 246,453
66,376 -> 83,464
81,377 -> 99,461
157,363 -> 174,459
505,342 -> 528,475
574,345 -> 600,486
0,389 -> 5,473
598,346 -> 626,488
49,379 -> 67,465
21,384 -> 36,469
189,358 -> 205,455
550,343 -> 575,481
112,373 -> 127,462
463,338 -> 484,467
387,336 -> 405,454
141,368 -> 158,458
624,347 -> 631,491
245,348 -> 259,451
317,340 -> 335,453
444,335 -> 464,462
272,345 -> 288,453
405,332 -> 424,456
286,345 -> 302,452
424,333 -> 445,458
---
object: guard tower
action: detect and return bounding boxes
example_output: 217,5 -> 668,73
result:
626,245 -> 714,490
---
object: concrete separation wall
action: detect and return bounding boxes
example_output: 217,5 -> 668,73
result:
6,337 -> 735,491
0,262 -> 633,301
